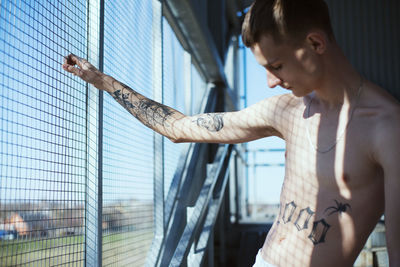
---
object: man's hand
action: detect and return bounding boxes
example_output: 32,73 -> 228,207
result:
62,54 -> 104,88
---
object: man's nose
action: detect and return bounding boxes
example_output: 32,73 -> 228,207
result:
266,71 -> 282,88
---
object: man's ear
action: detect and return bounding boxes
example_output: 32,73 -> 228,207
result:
305,32 -> 326,54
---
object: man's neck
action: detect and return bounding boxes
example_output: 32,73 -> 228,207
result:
312,48 -> 362,111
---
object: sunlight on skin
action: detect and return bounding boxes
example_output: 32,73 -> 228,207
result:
62,54 -> 284,146
334,103 -> 351,199
62,45 -> 400,265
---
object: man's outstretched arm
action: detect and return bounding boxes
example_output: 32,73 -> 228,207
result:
62,54 -> 283,144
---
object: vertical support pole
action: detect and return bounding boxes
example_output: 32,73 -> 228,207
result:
184,51 -> 192,115
85,0 -> 103,266
234,153 -> 240,222
97,0 -> 105,264
252,151 -> 257,219
207,228 -> 215,267
228,151 -> 237,223
232,36 -> 240,105
153,0 -> 164,243
146,0 -> 164,266
242,45 -> 250,217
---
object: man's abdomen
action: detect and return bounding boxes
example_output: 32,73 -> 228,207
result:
261,183 -> 384,267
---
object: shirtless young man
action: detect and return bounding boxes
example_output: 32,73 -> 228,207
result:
62,0 -> 400,266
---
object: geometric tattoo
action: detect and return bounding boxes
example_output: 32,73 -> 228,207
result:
280,199 -> 350,246
308,219 -> 331,245
324,200 -> 351,216
294,207 -> 315,231
193,113 -> 225,132
112,89 -> 174,128
282,201 -> 297,224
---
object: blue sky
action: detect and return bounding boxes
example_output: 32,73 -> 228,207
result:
0,0 -> 286,207
244,47 -> 287,204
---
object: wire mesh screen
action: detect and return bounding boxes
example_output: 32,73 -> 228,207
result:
102,0 -> 155,266
0,0 -> 87,266
190,64 -> 207,115
0,0 -> 214,266
246,146 -> 285,222
162,18 -> 187,198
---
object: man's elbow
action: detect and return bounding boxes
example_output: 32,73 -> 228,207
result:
167,135 -> 185,143
168,137 -> 180,143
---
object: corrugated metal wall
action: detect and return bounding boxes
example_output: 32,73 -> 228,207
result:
325,0 -> 400,100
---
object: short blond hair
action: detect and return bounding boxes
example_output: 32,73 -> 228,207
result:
242,0 -> 334,47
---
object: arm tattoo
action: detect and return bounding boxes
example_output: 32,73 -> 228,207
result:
192,113 -> 225,132
111,88 -> 174,128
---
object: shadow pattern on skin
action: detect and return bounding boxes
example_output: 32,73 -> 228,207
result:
192,113 -> 225,132
111,87 -> 176,128
110,83 -> 226,133
279,199 -> 350,246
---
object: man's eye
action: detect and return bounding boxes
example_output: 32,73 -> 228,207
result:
271,65 -> 282,71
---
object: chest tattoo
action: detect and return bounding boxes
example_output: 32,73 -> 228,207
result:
324,200 -> 352,216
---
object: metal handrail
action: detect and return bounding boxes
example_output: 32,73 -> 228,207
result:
163,86 -> 219,227
146,86 -> 221,267
171,144 -> 233,267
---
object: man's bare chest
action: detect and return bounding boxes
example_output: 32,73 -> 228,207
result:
284,121 -> 380,193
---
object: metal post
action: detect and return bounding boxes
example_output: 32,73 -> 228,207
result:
234,153 -> 240,222
146,0 -> 164,266
253,151 -> 257,219
85,0 -> 103,266
184,51 -> 192,115
242,45 -> 250,217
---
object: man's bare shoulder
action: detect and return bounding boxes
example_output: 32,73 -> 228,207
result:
257,92 -> 303,110
360,81 -> 400,156
361,81 -> 400,123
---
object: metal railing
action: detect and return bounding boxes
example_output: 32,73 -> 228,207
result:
146,85 -> 234,267
171,144 -> 232,267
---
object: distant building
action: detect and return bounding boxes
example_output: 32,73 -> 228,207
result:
7,212 -> 53,238
248,203 -> 280,222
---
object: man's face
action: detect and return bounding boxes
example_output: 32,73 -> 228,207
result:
251,34 -> 323,97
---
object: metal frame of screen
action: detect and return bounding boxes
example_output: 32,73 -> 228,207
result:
0,0 -> 225,266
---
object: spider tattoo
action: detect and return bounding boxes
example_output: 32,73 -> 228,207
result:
324,200 -> 351,216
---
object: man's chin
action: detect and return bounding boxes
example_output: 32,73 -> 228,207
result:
290,88 -> 309,98
290,88 -> 302,97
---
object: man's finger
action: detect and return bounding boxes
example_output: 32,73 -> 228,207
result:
65,54 -> 87,68
63,55 -> 75,66
62,63 -> 82,77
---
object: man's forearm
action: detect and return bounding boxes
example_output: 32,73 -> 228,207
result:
62,54 -> 233,143
94,74 -> 185,140
62,52 -> 239,143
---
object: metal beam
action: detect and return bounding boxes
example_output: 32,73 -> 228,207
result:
170,144 -> 233,266
146,1 -> 165,266
226,0 -> 242,35
85,0 -> 103,266
164,0 -> 227,84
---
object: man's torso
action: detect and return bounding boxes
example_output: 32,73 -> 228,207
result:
261,81 -> 398,266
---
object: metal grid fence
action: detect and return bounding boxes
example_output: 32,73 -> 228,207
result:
0,0 -> 207,266
162,17 -> 187,201
0,0 -> 87,266
102,0 -> 155,266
